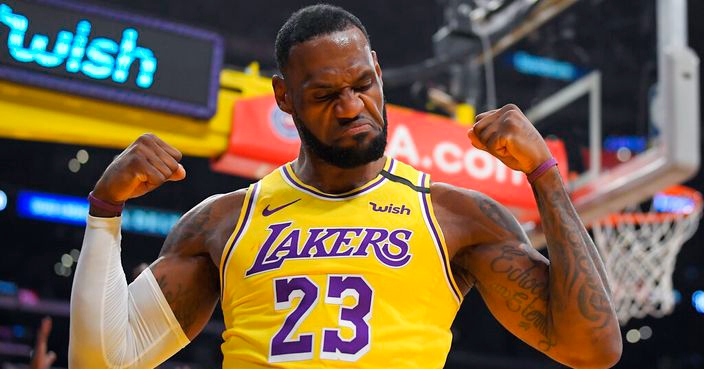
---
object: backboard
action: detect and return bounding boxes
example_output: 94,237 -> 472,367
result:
481,0 -> 700,239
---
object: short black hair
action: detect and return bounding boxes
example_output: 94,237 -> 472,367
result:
275,4 -> 370,72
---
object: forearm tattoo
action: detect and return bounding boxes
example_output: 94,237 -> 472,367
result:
532,177 -> 612,328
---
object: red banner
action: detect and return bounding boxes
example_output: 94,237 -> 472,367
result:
211,95 -> 568,211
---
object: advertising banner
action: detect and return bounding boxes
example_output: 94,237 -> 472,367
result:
0,0 -> 223,119
212,95 -> 568,210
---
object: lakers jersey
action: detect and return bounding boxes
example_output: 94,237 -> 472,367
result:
219,157 -> 463,368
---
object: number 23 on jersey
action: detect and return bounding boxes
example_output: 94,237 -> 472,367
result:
270,275 -> 373,363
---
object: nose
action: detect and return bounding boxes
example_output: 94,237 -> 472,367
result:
334,88 -> 364,121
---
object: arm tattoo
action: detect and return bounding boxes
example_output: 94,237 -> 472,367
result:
156,273 -> 197,330
155,257 -> 219,332
477,195 -> 530,244
181,205 -> 212,239
153,197 -> 223,333
158,202 -> 215,259
532,179 -> 613,328
450,260 -> 475,294
167,205 -> 213,249
488,246 -> 556,351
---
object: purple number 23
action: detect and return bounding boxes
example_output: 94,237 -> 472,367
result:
270,275 -> 373,363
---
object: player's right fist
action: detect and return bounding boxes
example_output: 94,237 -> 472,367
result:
91,133 -> 186,204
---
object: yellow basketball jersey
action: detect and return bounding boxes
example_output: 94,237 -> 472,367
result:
219,157 -> 463,368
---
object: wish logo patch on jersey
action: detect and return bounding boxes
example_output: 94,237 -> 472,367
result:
369,202 -> 411,215
245,221 -> 413,276
220,159 -> 463,368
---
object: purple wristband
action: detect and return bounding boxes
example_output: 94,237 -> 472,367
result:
88,191 -> 125,213
527,157 -> 558,184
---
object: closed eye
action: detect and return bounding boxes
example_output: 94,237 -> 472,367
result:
314,92 -> 337,101
356,81 -> 373,92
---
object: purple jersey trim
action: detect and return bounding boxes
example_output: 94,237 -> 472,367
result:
280,159 -> 395,201
220,182 -> 260,295
419,173 -> 463,303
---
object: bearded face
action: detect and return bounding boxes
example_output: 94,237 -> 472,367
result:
293,104 -> 387,169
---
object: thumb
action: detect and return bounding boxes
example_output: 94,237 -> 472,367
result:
168,164 -> 186,182
45,351 -> 57,367
467,128 -> 487,150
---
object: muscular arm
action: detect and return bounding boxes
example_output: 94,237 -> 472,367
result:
149,189 -> 245,339
70,134 -> 249,369
69,190 -> 245,369
433,174 -> 621,369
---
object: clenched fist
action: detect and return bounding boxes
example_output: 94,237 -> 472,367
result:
91,134 -> 186,206
468,104 -> 552,174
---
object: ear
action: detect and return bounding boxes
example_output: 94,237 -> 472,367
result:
371,50 -> 382,86
272,74 -> 293,114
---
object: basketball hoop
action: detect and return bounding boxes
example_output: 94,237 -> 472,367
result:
591,185 -> 702,325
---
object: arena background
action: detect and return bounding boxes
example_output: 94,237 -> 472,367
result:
0,1 -> 703,368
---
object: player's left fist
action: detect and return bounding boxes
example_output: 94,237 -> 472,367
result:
467,104 -> 552,174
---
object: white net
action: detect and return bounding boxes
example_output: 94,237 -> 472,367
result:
591,187 -> 703,325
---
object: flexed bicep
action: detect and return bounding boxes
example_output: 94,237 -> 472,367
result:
435,180 -> 620,368
149,190 -> 246,339
70,188 -> 244,369
456,241 -> 556,352
149,253 -> 219,339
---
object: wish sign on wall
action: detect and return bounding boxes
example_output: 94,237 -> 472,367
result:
0,0 -> 223,119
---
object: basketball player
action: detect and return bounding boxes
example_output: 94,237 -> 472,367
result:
69,5 -> 622,369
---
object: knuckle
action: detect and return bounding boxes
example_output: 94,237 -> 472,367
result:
132,144 -> 149,157
131,155 -> 146,167
506,111 -> 520,124
146,165 -> 162,179
134,140 -> 149,152
137,133 -> 157,146
498,114 -> 512,127
126,145 -> 143,160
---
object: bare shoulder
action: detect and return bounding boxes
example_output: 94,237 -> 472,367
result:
148,187 -> 248,339
430,182 -> 528,255
159,188 -> 248,265
430,182 -> 532,295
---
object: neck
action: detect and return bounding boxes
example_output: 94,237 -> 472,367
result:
292,148 -> 387,194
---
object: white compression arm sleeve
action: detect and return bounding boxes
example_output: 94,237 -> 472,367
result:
69,215 -> 190,369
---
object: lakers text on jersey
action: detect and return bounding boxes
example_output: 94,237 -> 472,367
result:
219,157 -> 463,369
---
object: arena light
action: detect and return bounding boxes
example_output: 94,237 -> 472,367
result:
625,329 -> 640,343
653,193 -> 696,214
509,51 -> 583,81
17,190 -> 88,225
639,326 -> 652,340
76,149 -> 89,164
693,290 -> 704,314
16,190 -> 182,237
603,136 -> 648,153
0,280 -> 17,296
0,189 -> 6,212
